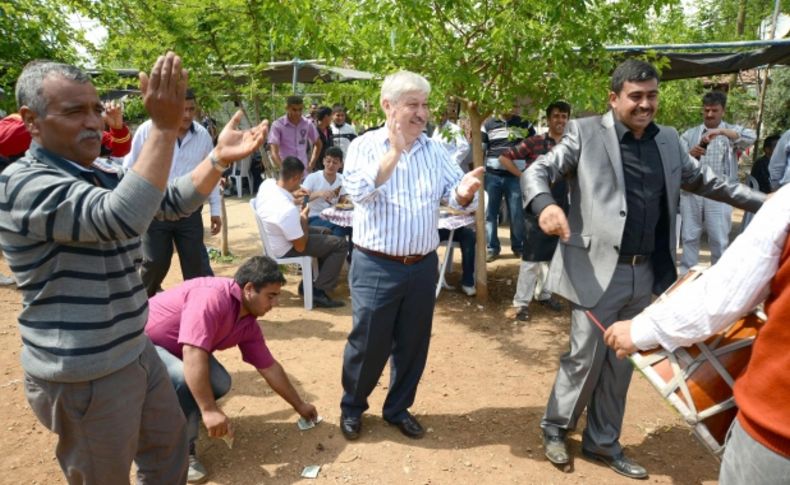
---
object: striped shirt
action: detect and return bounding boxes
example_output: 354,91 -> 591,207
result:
0,142 -> 205,382
680,121 -> 755,182
343,126 -> 476,256
124,120 -> 220,216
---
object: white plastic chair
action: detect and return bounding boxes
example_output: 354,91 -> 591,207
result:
230,156 -> 255,198
436,237 -> 461,297
250,199 -> 318,310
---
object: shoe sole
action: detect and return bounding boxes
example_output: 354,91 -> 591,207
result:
581,450 -> 648,479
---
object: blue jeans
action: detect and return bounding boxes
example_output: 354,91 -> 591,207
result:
438,227 -> 475,287
308,215 -> 351,238
484,172 -> 525,254
155,346 -> 231,446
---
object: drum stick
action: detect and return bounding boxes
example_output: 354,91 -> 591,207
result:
586,310 -> 639,366
585,310 -> 607,333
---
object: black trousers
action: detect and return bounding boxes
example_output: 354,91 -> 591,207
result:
141,209 -> 212,296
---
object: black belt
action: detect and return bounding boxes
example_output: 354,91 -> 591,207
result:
618,254 -> 651,265
354,245 -> 428,265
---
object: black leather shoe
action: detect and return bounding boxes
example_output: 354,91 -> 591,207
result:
543,434 -> 569,465
538,297 -> 563,312
582,449 -> 648,479
340,414 -> 361,440
386,412 -> 425,439
313,292 -> 344,308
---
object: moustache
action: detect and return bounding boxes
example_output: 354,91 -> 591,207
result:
77,130 -> 102,142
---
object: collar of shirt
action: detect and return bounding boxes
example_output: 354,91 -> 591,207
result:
614,119 -> 660,142
283,116 -> 309,128
371,124 -> 428,155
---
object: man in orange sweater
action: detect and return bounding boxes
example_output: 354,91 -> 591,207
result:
605,185 -> 790,484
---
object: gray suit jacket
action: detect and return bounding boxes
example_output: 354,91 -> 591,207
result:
522,111 -> 765,308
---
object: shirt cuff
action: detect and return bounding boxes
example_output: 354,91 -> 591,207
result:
630,314 -> 660,351
529,193 -> 556,217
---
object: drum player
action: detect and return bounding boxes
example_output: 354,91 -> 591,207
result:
605,185 -> 790,484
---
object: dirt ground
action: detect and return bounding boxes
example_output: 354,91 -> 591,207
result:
0,196 -> 728,485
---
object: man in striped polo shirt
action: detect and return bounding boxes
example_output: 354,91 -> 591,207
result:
339,70 -> 484,441
0,53 -> 268,484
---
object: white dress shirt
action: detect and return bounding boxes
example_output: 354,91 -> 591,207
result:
343,125 -> 476,256
124,120 -> 220,216
431,120 -> 471,171
630,184 -> 790,352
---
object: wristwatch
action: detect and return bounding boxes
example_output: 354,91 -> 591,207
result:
209,150 -> 231,173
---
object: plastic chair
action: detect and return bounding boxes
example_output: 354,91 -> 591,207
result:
230,156 -> 255,198
250,199 -> 318,310
436,236 -> 461,298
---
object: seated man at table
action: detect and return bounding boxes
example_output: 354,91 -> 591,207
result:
438,226 -> 476,296
254,156 -> 347,308
145,256 -> 318,483
302,146 -> 351,238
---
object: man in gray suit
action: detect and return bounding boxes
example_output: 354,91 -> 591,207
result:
522,59 -> 764,479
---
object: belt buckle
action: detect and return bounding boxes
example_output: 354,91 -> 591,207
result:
629,255 -> 638,265
403,256 -> 411,264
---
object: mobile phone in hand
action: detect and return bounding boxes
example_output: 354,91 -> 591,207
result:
303,195 -> 309,207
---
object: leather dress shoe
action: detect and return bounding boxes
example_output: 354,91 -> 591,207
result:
313,291 -> 344,308
582,449 -> 648,479
340,414 -> 361,440
543,434 -> 569,465
386,412 -> 425,439
538,297 -> 563,312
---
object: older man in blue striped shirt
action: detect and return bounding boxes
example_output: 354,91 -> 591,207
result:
339,71 -> 484,440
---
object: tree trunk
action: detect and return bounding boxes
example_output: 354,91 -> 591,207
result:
220,193 -> 230,257
467,106 -> 488,300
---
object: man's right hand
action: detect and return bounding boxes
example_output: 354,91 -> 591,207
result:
202,408 -> 232,438
689,145 -> 706,159
139,52 -> 188,133
538,204 -> 570,241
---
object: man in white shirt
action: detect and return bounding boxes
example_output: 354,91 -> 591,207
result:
254,156 -> 347,308
302,146 -> 351,238
679,91 -> 756,274
330,104 -> 357,157
431,102 -> 471,172
124,89 -> 221,296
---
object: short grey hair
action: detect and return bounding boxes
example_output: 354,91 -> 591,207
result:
15,61 -> 92,116
380,70 -> 430,104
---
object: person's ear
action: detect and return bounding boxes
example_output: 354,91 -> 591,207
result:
19,106 -> 41,138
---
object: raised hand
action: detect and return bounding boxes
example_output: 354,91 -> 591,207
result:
213,110 -> 269,165
388,120 -> 408,153
139,52 -> 188,132
102,100 -> 124,129
457,166 -> 484,201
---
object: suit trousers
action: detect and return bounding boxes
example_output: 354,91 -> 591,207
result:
541,262 -> 653,456
141,209 -> 212,297
340,250 -> 438,421
679,192 -> 733,273
24,341 -> 188,485
154,346 -> 232,447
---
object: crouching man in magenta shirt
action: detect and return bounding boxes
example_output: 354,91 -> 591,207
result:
145,256 -> 318,483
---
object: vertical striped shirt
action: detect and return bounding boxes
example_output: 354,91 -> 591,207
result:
0,142 -> 206,383
124,120 -> 220,216
343,126 -> 476,256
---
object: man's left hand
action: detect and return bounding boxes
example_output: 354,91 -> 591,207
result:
604,320 -> 637,359
213,110 -> 269,165
296,402 -> 318,422
210,216 -> 222,235
456,167 -> 484,205
102,100 -> 124,130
